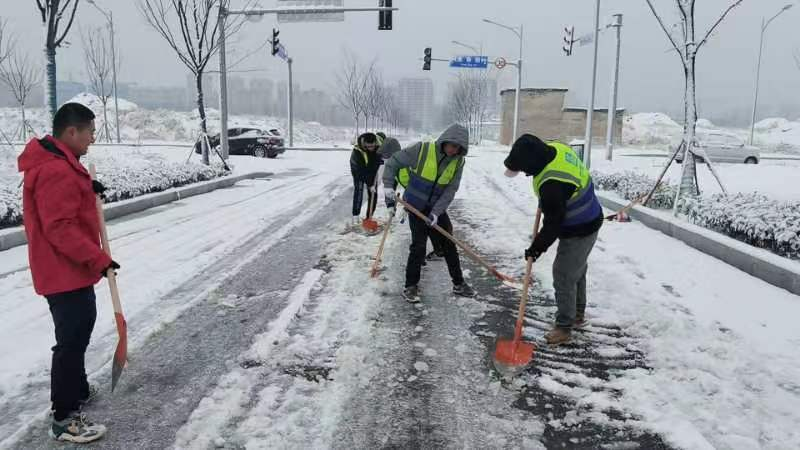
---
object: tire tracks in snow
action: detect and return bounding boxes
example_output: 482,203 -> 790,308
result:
5,176 -> 348,450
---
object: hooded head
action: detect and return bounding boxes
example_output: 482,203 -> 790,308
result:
377,137 -> 401,160
436,124 -> 469,157
503,134 -> 556,177
376,131 -> 387,141
357,132 -> 379,152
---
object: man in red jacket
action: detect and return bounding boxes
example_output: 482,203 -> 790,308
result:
18,103 -> 118,444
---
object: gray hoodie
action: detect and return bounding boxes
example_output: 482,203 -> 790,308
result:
382,124 -> 469,217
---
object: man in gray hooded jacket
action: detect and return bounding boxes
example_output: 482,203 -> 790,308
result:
383,124 -> 475,302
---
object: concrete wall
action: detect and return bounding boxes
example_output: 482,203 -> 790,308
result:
500,88 -> 623,145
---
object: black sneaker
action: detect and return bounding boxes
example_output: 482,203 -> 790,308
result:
453,283 -> 475,298
50,412 -> 107,443
403,286 -> 421,303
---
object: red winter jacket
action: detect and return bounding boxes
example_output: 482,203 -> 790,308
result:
18,136 -> 111,296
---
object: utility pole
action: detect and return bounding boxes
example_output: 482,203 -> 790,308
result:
749,4 -> 793,145
287,57 -> 294,147
605,13 -> 622,161
584,0 -> 601,169
218,5 -> 230,158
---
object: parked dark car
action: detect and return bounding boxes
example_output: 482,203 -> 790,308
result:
195,127 -> 285,158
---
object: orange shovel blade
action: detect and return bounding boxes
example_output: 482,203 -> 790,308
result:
494,338 -> 535,368
362,219 -> 379,233
111,312 -> 128,392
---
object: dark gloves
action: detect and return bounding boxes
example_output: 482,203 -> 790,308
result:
102,260 -> 120,277
385,191 -> 396,209
92,180 -> 107,201
524,246 -> 542,262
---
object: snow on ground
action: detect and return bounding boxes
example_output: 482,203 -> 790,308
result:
0,149 -> 350,447
1,142 -> 799,448
623,112 -> 800,154
464,149 -> 800,449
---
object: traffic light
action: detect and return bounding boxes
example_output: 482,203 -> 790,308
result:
423,47 -> 432,71
271,28 -> 280,56
562,26 -> 575,56
378,0 -> 392,30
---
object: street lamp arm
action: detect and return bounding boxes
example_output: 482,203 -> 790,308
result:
482,18 -> 521,39
764,5 -> 792,30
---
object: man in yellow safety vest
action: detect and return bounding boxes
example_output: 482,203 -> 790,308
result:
504,134 -> 603,345
382,124 -> 475,303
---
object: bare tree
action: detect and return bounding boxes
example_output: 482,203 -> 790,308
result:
335,51 -> 377,136
645,0 -> 742,204
447,71 -> 491,144
0,21 -> 41,141
36,0 -> 81,122
82,28 -> 113,142
139,0 -> 243,165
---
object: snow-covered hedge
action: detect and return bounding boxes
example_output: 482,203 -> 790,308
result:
0,161 -> 228,229
678,193 -> 800,259
591,170 -> 677,209
592,170 -> 800,260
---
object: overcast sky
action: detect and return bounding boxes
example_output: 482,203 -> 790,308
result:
2,0 -> 799,123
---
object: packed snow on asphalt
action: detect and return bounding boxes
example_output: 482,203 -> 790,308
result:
1,145 -> 799,449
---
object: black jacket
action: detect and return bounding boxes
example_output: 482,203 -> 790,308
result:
504,134 -> 602,253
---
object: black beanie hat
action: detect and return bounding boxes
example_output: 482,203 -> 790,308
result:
504,134 -> 556,177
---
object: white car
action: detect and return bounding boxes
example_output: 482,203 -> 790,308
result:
675,131 -> 760,164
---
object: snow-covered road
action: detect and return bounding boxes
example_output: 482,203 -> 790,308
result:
2,148 -> 799,449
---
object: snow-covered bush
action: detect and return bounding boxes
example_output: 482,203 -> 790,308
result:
0,161 -> 228,229
591,170 -> 677,209
678,193 -> 800,259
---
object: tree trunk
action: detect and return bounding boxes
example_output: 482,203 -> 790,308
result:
102,100 -> 111,143
44,46 -> 57,125
20,106 -> 27,141
196,72 -> 209,165
678,53 -> 698,201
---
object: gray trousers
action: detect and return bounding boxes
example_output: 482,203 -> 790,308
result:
552,231 -> 598,328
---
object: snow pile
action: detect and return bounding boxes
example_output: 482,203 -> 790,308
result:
68,92 -> 140,112
678,193 -> 800,259
591,170 -> 676,209
696,118 -> 715,129
0,184 -> 21,229
752,117 -> 800,153
622,113 -> 682,147
0,102 -> 356,145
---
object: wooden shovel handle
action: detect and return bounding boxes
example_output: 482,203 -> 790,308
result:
89,164 -> 124,316
513,208 -> 542,341
395,195 -> 516,283
370,214 -> 393,278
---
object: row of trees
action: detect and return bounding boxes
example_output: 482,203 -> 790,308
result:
446,71 -> 494,145
335,51 -> 406,136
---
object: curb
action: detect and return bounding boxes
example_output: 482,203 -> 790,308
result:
597,193 -> 800,296
0,172 -> 272,252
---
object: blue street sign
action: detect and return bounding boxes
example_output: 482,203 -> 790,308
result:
449,55 -> 489,69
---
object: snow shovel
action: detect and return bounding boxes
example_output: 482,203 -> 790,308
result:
605,185 -> 659,221
493,208 -> 542,376
370,214 -> 394,278
89,164 -> 128,392
394,195 -> 517,285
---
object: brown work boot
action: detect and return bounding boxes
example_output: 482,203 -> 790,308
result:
545,327 -> 572,345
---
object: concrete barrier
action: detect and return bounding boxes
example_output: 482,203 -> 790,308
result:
597,192 -> 800,296
0,172 -> 272,252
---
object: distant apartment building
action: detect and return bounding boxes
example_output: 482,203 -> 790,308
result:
398,77 -> 435,132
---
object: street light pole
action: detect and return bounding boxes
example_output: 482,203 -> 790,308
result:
87,0 -> 121,143
749,4 -> 793,146
287,57 -> 294,148
584,0 -> 601,169
483,19 -> 523,144
451,40 -> 480,54
218,6 -> 230,159
605,14 -> 622,161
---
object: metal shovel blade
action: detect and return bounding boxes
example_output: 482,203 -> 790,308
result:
111,312 -> 128,392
